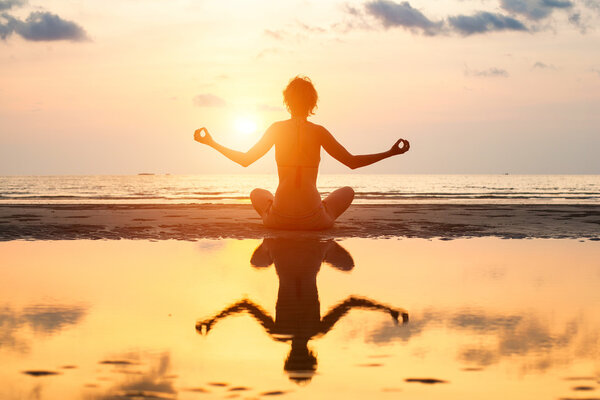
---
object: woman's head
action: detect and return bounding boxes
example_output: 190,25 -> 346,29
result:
283,76 -> 318,118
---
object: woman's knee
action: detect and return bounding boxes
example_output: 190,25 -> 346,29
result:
250,188 -> 273,216
250,188 -> 272,201
341,186 -> 355,200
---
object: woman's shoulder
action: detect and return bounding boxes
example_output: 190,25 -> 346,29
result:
268,119 -> 327,135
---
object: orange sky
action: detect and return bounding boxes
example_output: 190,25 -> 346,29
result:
0,0 -> 599,174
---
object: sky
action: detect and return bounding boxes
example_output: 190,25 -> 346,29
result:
0,0 -> 599,175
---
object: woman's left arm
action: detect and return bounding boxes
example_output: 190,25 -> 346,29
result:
194,125 -> 276,167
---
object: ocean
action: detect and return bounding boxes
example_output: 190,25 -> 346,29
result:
0,174 -> 599,204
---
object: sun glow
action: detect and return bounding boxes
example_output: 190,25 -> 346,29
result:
234,116 -> 258,135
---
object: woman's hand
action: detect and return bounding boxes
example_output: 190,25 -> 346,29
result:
390,139 -> 410,156
194,127 -> 214,146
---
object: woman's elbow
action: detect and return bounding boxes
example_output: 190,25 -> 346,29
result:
347,158 -> 360,170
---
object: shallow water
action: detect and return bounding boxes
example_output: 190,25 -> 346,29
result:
2,174 -> 600,204
1,238 -> 599,399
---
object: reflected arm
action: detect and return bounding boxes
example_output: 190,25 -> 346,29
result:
196,299 -> 275,335
318,296 -> 408,336
320,128 -> 409,170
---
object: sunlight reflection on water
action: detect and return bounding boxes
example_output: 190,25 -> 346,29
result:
0,238 -> 599,399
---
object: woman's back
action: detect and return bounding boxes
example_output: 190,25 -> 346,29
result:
272,119 -> 323,215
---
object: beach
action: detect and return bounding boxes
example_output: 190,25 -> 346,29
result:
2,176 -> 600,399
1,203 -> 599,240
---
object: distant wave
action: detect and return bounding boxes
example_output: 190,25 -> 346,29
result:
1,175 -> 599,204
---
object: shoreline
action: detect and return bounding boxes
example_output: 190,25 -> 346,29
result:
1,203 -> 599,241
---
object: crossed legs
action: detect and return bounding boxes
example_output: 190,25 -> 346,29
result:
250,186 -> 355,224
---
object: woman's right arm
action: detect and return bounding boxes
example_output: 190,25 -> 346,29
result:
194,125 -> 276,168
320,127 -> 410,170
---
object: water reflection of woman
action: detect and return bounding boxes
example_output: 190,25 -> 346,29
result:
196,238 -> 408,383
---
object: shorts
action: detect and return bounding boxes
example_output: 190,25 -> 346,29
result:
262,201 -> 334,231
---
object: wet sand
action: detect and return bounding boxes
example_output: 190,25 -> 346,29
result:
1,203 -> 599,240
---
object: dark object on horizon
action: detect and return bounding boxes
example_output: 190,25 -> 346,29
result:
137,173 -> 155,176
22,370 -> 60,377
99,360 -> 135,365
405,378 -> 448,384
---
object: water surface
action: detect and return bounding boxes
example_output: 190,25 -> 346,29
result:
1,238 -> 599,399
2,174 -> 599,204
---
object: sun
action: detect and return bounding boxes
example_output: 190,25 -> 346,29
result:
234,116 -> 258,135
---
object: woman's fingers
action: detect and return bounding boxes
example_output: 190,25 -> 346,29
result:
402,139 -> 410,152
391,139 -> 410,154
194,127 -> 211,143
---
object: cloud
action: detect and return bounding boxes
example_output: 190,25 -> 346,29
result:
448,11 -> 528,35
367,308 -> 596,373
193,94 -> 227,107
94,353 -> 176,400
297,21 -> 327,33
568,12 -> 588,33
21,305 -> 87,333
465,66 -> 510,77
364,0 -> 443,35
264,29 -> 284,40
0,0 -> 25,11
500,0 -> 573,20
351,0 -> 528,36
533,61 -> 557,69
0,11 -> 89,41
582,0 -> 600,12
0,304 -> 87,352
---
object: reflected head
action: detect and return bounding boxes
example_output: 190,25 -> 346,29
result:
283,76 -> 318,118
284,340 -> 317,385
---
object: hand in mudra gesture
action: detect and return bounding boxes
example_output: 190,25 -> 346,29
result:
194,127 -> 213,145
390,139 -> 410,156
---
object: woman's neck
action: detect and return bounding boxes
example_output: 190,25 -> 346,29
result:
290,115 -> 308,121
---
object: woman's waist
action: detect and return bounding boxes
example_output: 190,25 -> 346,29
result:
273,186 -> 322,215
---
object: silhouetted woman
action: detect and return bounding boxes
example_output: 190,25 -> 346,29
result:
194,76 -> 410,230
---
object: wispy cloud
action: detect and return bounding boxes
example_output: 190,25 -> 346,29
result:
365,0 -> 444,35
193,94 -> 227,107
1,6 -> 89,42
296,21 -> 327,33
567,11 -> 588,33
465,66 -> 510,77
448,11 -> 528,35
0,304 -> 87,352
346,0 -> 589,36
264,29 -> 285,40
94,354 -> 176,400
500,0 -> 573,21
0,0 -> 25,11
533,61 -> 557,69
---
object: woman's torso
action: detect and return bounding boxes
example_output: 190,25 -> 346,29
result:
272,118 -> 323,215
